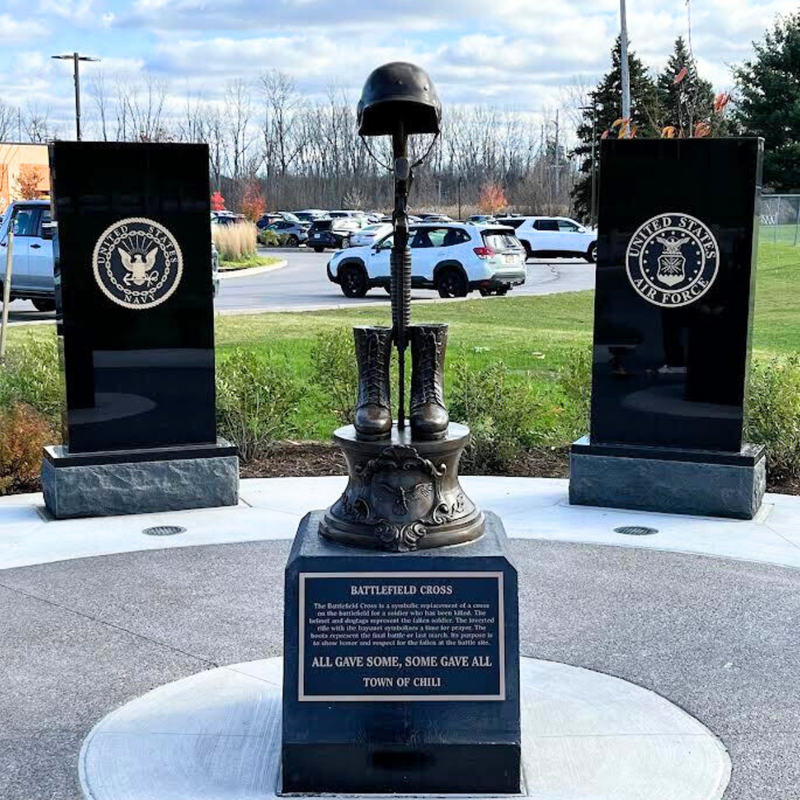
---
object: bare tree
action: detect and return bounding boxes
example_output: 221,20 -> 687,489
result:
225,79 -> 253,182
89,70 -> 111,141
24,103 -> 53,142
0,101 -> 16,142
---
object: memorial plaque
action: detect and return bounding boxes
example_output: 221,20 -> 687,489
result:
570,138 -> 766,519
282,511 -> 520,795
299,572 -> 504,701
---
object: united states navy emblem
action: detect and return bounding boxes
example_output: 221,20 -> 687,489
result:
625,213 -> 719,308
92,217 -> 183,310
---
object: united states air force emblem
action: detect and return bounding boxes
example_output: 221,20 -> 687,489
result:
626,213 -> 719,308
92,218 -> 183,310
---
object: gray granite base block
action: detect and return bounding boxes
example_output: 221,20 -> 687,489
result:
569,439 -> 766,520
42,445 -> 239,519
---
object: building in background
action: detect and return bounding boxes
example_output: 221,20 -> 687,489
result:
0,143 -> 50,210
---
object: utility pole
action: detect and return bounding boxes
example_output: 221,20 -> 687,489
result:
52,52 -> 100,141
619,0 -> 631,126
554,110 -> 560,197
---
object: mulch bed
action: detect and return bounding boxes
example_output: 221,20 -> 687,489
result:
243,440 -> 798,496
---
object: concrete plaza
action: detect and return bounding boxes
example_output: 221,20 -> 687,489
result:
1,477 -> 799,799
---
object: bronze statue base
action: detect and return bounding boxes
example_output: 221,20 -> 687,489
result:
320,423 -> 484,551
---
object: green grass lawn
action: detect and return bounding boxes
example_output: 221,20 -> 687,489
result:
6,242 -> 799,441
219,255 -> 283,271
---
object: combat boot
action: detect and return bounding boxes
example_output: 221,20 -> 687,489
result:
353,326 -> 393,440
409,324 -> 449,440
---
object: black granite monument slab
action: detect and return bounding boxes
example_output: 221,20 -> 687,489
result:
570,138 -> 765,519
282,511 -> 520,795
42,142 -> 238,518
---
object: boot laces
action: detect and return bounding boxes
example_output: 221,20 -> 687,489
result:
416,330 -> 444,405
362,332 -> 389,407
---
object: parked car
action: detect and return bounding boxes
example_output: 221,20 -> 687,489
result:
348,222 -> 393,248
418,213 -> 453,222
0,200 -> 55,311
260,220 -> 308,247
294,209 -> 327,224
256,211 -> 302,229
307,218 -> 362,252
212,211 -> 246,226
509,216 -> 597,262
464,214 -> 497,226
327,223 -> 526,298
495,216 -> 526,230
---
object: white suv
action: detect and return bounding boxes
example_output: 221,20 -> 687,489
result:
327,223 -> 526,298
498,216 -> 597,262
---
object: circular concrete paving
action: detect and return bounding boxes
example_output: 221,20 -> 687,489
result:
79,657 -> 729,800
2,538 -> 799,799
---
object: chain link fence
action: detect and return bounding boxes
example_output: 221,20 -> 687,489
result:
760,194 -> 800,245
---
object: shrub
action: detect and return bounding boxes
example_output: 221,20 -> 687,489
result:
553,345 -> 593,442
311,328 -> 358,424
0,403 -> 54,494
448,358 -> 541,472
0,337 -> 62,428
745,354 -> 800,481
216,348 -> 301,462
258,228 -> 287,247
212,222 -> 257,262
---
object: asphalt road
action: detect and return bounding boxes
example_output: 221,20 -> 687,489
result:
2,249 -> 594,324
216,247 -> 595,313
1,538 -> 798,799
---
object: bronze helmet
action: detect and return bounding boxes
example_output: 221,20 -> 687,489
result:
357,62 -> 441,137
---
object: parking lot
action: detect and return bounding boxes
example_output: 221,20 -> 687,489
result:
2,248 -> 595,323
216,248 -> 595,314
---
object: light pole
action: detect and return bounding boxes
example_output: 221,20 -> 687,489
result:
52,52 -> 100,141
619,0 -> 631,125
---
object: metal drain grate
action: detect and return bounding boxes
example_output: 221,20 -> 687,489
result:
142,525 -> 187,537
614,525 -> 658,536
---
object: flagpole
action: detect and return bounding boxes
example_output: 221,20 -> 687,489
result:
620,0 -> 631,124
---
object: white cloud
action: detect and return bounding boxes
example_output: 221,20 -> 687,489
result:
0,13 -> 49,42
1,0 -> 797,139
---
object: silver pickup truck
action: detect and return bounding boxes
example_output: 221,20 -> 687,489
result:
0,200 -> 56,311
0,200 -> 220,309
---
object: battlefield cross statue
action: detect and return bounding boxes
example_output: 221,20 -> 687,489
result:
281,63 -> 522,796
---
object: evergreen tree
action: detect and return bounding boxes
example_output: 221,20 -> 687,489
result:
734,12 -> 800,191
571,37 -> 659,222
657,36 -> 715,135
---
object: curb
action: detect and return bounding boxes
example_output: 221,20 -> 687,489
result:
218,259 -> 287,280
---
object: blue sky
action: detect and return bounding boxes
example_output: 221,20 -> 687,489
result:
0,0 -> 796,137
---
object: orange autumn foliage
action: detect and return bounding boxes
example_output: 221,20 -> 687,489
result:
478,183 -> 507,214
16,165 -> 47,200
241,182 -> 267,222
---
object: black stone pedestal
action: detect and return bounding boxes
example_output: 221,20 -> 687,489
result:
570,437 -> 766,519
282,510 -> 520,794
571,139 -> 765,520
41,440 -> 238,519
